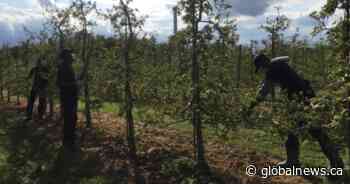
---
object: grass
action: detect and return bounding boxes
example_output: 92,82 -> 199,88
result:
0,100 -> 348,183
78,100 -> 166,123
78,101 -> 120,113
169,118 -> 332,168
78,100 -> 339,169
224,128 -> 331,168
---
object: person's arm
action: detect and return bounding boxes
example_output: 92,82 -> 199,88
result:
56,64 -> 62,87
27,67 -> 36,79
41,67 -> 50,80
257,79 -> 273,102
249,79 -> 274,110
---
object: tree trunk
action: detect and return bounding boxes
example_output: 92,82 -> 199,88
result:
0,52 -> 3,101
0,85 -> 3,101
190,0 -> 206,172
345,0 -> 350,64
6,47 -> 10,103
321,46 -> 327,83
83,38 -> 92,128
236,45 -> 242,89
271,31 -> 276,58
7,91 -> 10,103
15,59 -> 20,105
0,69 -> 3,101
291,44 -> 297,69
49,96 -> 54,119
121,2 -> 141,181
24,48 -> 30,108
124,42 -> 140,183
250,41 -> 254,82
80,12 -> 92,128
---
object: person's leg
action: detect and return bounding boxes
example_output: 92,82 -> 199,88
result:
62,94 -> 78,150
62,96 -> 72,147
48,95 -> 54,119
71,95 -> 78,143
278,132 -> 301,168
38,89 -> 47,120
308,127 -> 344,169
26,89 -> 38,120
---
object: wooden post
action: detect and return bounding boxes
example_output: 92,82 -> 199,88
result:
271,31 -> 276,58
15,58 -> 20,105
250,41 -> 254,81
0,78 -> 3,101
173,6 -> 178,34
321,45 -> 327,83
0,51 -> 3,101
81,29 -> 92,128
236,45 -> 242,89
6,45 -> 10,103
77,1 -> 92,128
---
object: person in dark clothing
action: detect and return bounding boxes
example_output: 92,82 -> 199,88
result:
26,58 -> 49,120
57,49 -> 79,150
249,53 -> 344,170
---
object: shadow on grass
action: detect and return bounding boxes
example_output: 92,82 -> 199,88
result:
0,107 -> 228,184
0,109 -> 129,184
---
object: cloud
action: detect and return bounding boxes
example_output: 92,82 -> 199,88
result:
0,21 -> 15,44
37,0 -> 54,9
236,13 -> 321,44
0,1 -> 45,46
224,0 -> 280,16
0,0 -> 328,45
233,0 -> 327,44
1,0 -> 36,9
293,16 -> 318,28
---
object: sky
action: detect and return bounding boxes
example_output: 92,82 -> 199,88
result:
0,0 -> 329,46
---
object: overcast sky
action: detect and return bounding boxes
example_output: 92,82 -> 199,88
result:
0,0 -> 327,46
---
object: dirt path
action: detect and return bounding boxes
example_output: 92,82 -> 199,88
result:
0,103 -> 319,184
90,112 -> 316,184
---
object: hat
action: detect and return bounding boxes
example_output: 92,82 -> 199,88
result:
59,48 -> 73,59
254,54 -> 270,73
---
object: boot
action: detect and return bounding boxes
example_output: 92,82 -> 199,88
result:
277,133 -> 301,168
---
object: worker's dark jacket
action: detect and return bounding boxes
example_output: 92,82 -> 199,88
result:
29,66 -> 49,90
257,61 -> 315,102
57,62 -> 78,95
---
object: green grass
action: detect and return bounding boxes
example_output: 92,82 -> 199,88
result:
78,101 -> 120,113
101,103 -> 120,113
1,100 -> 348,183
77,101 -> 347,169
78,101 -> 166,123
80,176 -> 112,184
169,120 -> 331,168
223,128 -> 331,168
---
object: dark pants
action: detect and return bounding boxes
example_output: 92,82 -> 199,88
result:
60,89 -> 78,149
285,125 -> 344,168
26,88 -> 47,119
